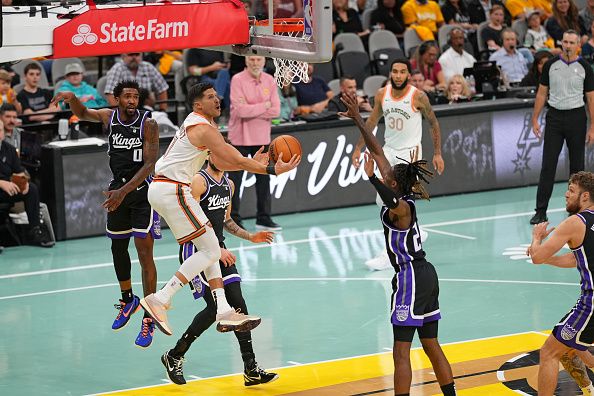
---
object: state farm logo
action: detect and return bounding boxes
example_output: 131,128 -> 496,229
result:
70,19 -> 189,46
72,24 -> 98,46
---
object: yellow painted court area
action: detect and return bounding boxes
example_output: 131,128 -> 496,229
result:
103,331 -> 550,395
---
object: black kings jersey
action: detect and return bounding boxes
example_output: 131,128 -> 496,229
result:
107,109 -> 150,185
198,169 -> 231,243
573,210 -> 594,293
381,195 -> 426,269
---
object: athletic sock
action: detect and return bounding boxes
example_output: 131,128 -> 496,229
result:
155,276 -> 184,305
121,289 -> 133,303
170,332 -> 197,359
211,288 -> 233,314
582,384 -> 594,395
440,382 -> 456,396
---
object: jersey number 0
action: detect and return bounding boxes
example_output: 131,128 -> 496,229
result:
133,148 -> 143,162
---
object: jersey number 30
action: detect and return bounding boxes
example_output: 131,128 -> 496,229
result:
133,148 -> 143,162
388,116 -> 404,131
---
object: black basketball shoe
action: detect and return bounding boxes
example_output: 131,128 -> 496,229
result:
244,361 -> 279,386
161,350 -> 186,385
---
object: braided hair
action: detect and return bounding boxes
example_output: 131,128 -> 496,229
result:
393,158 -> 433,200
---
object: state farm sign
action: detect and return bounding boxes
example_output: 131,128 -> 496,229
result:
53,1 -> 248,58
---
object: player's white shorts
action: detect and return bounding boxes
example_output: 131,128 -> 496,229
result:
148,176 -> 210,244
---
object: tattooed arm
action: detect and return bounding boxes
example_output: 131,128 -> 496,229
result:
414,90 -> 444,175
224,181 -> 274,244
560,352 -> 593,389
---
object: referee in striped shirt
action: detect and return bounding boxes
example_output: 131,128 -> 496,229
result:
530,30 -> 594,225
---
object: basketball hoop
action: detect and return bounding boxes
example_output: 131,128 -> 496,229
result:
254,18 -> 310,88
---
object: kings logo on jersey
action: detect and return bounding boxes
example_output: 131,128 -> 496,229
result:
561,323 -> 578,341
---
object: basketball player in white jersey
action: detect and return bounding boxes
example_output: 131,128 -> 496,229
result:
351,59 -> 445,271
141,82 -> 300,336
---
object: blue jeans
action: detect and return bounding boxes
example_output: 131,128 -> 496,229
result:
201,69 -> 230,109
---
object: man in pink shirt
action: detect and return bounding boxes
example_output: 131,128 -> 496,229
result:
227,56 -> 282,230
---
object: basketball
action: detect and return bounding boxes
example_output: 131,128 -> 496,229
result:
269,135 -> 302,162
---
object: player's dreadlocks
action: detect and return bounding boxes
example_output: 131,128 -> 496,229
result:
393,158 -> 434,200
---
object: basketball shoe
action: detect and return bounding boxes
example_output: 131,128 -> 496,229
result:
135,317 -> 155,348
161,350 -> 186,385
244,360 -> 279,386
112,295 -> 140,330
216,309 -> 262,333
140,294 -> 173,335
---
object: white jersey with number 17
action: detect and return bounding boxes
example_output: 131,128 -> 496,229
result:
382,84 -> 423,151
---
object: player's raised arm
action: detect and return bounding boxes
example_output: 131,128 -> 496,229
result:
340,91 -> 395,187
529,218 -> 583,264
352,88 -> 384,168
188,123 -> 299,176
414,90 -> 444,175
51,91 -> 112,124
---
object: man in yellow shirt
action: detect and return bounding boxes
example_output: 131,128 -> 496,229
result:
402,0 -> 444,35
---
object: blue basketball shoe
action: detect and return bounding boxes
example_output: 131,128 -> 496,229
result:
135,317 -> 155,349
112,295 -> 140,331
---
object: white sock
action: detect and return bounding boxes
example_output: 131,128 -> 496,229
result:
212,288 -> 233,314
155,275 -> 184,305
582,384 -> 594,395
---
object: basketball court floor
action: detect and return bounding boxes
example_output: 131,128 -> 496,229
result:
0,182 -> 589,395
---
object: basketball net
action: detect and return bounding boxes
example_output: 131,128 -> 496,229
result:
255,18 -> 310,88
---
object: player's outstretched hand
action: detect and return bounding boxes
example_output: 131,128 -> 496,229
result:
250,231 -> 274,244
51,91 -> 75,107
253,146 -> 269,165
338,91 -> 360,119
220,248 -> 237,267
274,152 -> 300,175
363,152 -> 375,177
102,189 -> 127,212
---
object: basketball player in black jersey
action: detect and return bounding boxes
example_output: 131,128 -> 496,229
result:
52,81 -> 161,348
160,156 -> 278,386
339,91 -> 456,396
528,171 -> 594,395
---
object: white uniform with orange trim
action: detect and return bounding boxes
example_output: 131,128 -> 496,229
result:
148,112 -> 212,244
380,84 -> 423,168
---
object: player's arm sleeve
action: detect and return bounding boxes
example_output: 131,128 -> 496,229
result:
369,174 -> 400,209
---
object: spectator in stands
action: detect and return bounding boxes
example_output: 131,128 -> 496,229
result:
441,0 -> 475,31
545,0 -> 586,47
227,55 -> 281,231
294,64 -> 334,113
520,50 -> 554,86
580,0 -> 594,30
506,0 -> 546,21
333,0 -> 370,44
401,0 -> 444,35
16,63 -> 58,122
467,0 -> 511,26
328,75 -> 373,113
410,69 -> 440,102
582,19 -> 594,60
55,63 -> 107,110
445,74 -> 472,102
525,11 -> 558,52
186,49 -> 231,109
369,0 -> 405,36
411,41 -> 446,90
0,70 -> 21,114
104,53 -> 168,111
0,104 -> 22,153
278,84 -> 299,121
438,27 -> 477,81
480,5 -> 505,51
0,119 -> 51,247
489,29 -> 529,84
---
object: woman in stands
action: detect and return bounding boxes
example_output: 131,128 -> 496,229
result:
520,50 -> 554,87
369,0 -> 405,36
410,41 -> 446,91
545,0 -> 587,47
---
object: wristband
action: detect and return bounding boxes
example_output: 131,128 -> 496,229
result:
266,165 -> 277,175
